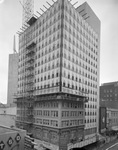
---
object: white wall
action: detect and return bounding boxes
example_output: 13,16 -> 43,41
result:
0,106 -> 16,127
0,106 -> 16,115
0,114 -> 16,127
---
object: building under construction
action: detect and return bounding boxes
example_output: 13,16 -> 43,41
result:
16,0 -> 100,149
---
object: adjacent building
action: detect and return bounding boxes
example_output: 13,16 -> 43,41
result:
106,108 -> 118,132
0,104 -> 16,128
99,107 -> 107,134
100,81 -> 118,109
16,0 -> 100,149
99,107 -> 118,135
7,52 -> 18,106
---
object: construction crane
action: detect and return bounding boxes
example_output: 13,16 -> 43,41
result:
19,0 -> 34,26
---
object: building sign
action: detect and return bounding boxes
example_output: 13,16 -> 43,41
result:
0,133 -> 22,150
15,133 -> 21,143
0,141 -> 5,150
99,107 -> 107,133
7,137 -> 14,147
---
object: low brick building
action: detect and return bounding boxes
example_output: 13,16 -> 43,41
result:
0,125 -> 26,150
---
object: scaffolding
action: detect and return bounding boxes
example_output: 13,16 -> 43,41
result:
24,28 -> 36,126
15,12 -> 37,129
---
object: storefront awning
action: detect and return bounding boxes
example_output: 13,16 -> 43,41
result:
111,126 -> 118,131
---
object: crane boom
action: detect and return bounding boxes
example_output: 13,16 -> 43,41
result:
19,0 -> 34,26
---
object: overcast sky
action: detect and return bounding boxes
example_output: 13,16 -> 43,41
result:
0,0 -> 118,104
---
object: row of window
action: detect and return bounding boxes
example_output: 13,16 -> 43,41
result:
62,111 -> 83,117
18,65 -> 97,83
18,80 -> 97,95
85,118 -> 96,124
61,119 -> 84,127
62,102 -> 83,108
17,114 -> 96,126
85,111 -> 97,116
111,112 -> 118,117
85,103 -> 97,109
34,110 -> 84,117
32,53 -> 97,71
110,118 -> 118,124
34,110 -> 58,117
18,74 -> 97,88
17,111 -> 98,119
17,100 -> 97,110
35,83 -> 97,94
18,83 -> 97,96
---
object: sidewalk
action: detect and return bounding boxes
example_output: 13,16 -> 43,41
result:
85,135 -> 118,150
97,136 -> 118,150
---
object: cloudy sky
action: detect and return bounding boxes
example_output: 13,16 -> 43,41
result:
0,0 -> 118,104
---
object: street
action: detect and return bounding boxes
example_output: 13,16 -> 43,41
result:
106,143 -> 118,150
95,137 -> 118,150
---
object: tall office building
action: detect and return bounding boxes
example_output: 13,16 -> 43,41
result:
7,53 -> 18,106
7,36 -> 18,106
16,0 -> 100,149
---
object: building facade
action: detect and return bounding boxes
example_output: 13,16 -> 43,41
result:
100,81 -> 118,109
16,0 -> 100,149
107,108 -> 118,131
99,107 -> 107,134
99,107 -> 118,134
0,105 -> 16,127
7,53 -> 18,106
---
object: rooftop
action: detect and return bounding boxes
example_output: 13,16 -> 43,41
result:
101,81 -> 118,86
0,125 -> 25,135
0,102 -> 6,108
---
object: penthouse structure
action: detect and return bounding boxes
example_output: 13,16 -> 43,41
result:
16,0 -> 100,149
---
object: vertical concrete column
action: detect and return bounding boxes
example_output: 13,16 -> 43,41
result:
58,101 -> 62,128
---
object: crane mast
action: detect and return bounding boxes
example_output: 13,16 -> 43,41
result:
22,0 -> 34,26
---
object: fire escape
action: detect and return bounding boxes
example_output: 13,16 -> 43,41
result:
24,17 -> 37,127
25,41 -> 36,126
15,16 -> 37,130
